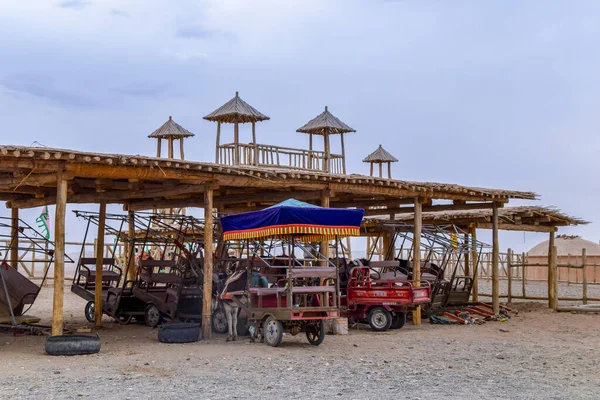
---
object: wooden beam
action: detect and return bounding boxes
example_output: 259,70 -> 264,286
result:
127,211 -> 136,282
215,190 -> 321,206
215,122 -> 221,163
492,202 -> 499,314
320,190 -> 331,263
156,139 -> 161,158
10,207 -> 18,270
470,226 -> 478,302
551,245 -> 558,311
202,184 -> 214,340
52,175 -> 67,336
547,231 -> 555,308
412,197 -> 422,325
364,202 -> 499,217
340,133 -> 346,175
95,202 -> 106,327
125,196 -> 202,212
476,223 -> 557,233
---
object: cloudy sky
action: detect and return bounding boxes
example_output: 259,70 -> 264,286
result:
0,0 -> 598,253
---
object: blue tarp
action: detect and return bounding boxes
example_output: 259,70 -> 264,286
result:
221,199 -> 364,240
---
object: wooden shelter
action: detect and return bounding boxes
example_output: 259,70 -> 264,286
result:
0,144 -> 539,337
365,206 -> 588,313
204,92 -> 270,166
363,144 -> 398,178
148,116 -> 194,160
296,106 -> 355,174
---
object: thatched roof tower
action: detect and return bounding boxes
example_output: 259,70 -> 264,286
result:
296,106 -> 355,174
148,116 -> 195,160
363,145 -> 398,178
204,92 -> 269,165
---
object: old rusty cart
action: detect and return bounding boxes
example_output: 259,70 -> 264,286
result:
219,199 -> 364,347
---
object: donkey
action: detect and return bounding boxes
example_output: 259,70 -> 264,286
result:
218,269 -> 248,341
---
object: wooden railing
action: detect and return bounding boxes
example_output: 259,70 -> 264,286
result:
217,143 -> 344,174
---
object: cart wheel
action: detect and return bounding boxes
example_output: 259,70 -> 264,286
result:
390,312 -> 407,330
117,314 -> 133,325
212,309 -> 228,334
263,316 -> 283,347
367,307 -> 392,332
306,320 -> 325,346
145,304 -> 161,328
84,301 -> 95,323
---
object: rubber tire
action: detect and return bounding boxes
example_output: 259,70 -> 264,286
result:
263,316 -> 284,347
390,312 -> 407,330
84,301 -> 95,323
212,309 -> 228,334
145,304 -> 161,328
158,323 -> 201,343
45,335 -> 101,356
367,307 -> 392,332
306,320 -> 326,346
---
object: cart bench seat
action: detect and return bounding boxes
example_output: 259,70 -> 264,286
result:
139,272 -> 182,284
288,267 -> 336,278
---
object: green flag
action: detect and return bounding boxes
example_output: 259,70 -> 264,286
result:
35,206 -> 50,239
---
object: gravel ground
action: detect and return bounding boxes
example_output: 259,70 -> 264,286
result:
1,286 -> 599,399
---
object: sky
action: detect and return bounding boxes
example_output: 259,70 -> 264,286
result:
0,0 -> 598,255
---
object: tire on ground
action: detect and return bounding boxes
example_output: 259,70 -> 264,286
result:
158,322 -> 201,343
45,335 -> 101,356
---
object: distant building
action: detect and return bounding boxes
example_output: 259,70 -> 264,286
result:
527,235 -> 600,283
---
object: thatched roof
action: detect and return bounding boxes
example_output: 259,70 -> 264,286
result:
296,106 -> 355,135
147,116 -> 195,139
363,145 -> 398,163
367,206 -> 588,231
203,92 -> 270,124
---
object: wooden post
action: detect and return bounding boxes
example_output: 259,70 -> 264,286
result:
252,122 -> 258,166
180,138 -> 185,160
369,163 -> 373,176
387,162 -> 392,179
156,139 -> 161,158
323,133 -> 330,173
492,202 -> 499,314
215,122 -> 221,163
378,163 -> 382,178
340,133 -> 346,175
52,176 -> 68,336
10,207 -> 18,270
522,251 -> 527,298
507,248 -> 512,303
552,245 -> 558,311
547,231 -> 555,308
95,202 -> 106,327
127,210 -> 136,282
464,233 -> 470,277
320,191 -> 330,262
582,248 -> 588,305
168,137 -> 174,159
412,197 -> 422,325
233,122 -> 239,165
471,227 -> 478,302
202,185 -> 214,340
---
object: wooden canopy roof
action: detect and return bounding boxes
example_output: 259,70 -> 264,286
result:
365,206 -> 588,233
147,116 -> 195,139
296,106 -> 355,135
203,92 -> 270,124
363,145 -> 398,163
0,145 -> 537,213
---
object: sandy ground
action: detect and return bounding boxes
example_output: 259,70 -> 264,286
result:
1,284 -> 599,400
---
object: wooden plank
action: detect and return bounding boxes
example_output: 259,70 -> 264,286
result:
492,202 -> 499,314
412,197 -> 422,325
477,223 -> 557,233
95,202 -> 106,327
202,184 -> 214,340
364,202 -> 498,217
52,175 -> 67,336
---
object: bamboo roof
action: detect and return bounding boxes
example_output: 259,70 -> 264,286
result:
147,116 -> 195,139
203,92 -> 270,124
296,106 -> 355,135
0,145 -> 538,212
366,206 -> 588,233
363,145 -> 398,163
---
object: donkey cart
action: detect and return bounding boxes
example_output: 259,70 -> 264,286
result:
218,199 -> 364,347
